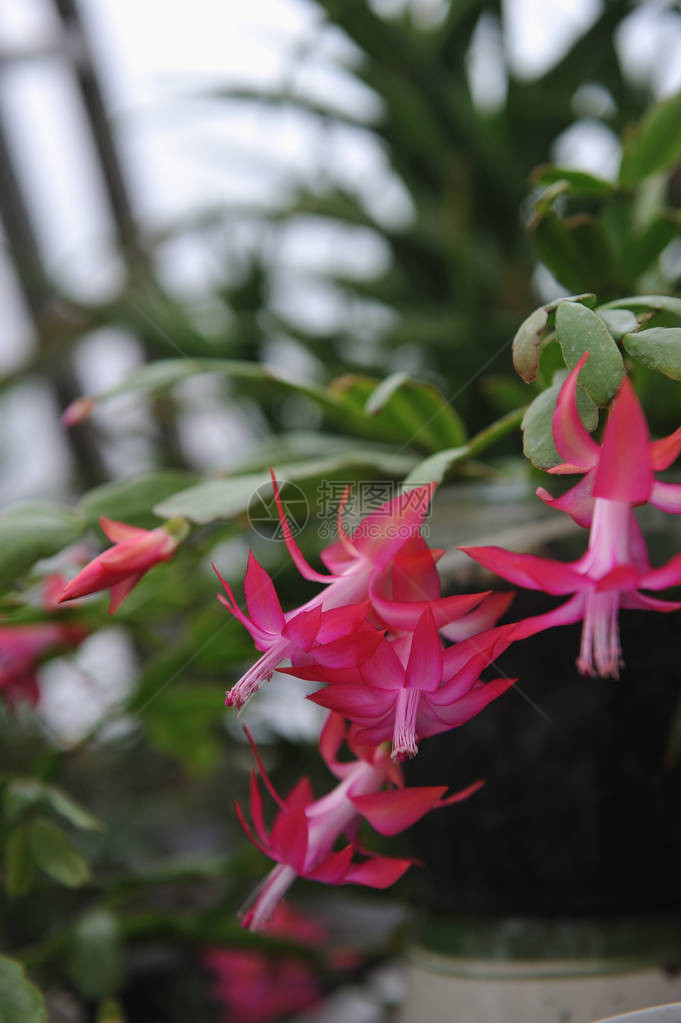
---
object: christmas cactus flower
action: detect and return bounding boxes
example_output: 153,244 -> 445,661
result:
536,351 -> 681,527
58,517 -> 187,613
290,606 -> 515,760
0,622 -> 86,704
463,354 -> 681,677
220,475 -> 440,709
236,714 -> 482,930
216,555 -> 382,709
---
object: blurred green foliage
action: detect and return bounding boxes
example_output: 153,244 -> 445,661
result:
3,1 -> 681,1020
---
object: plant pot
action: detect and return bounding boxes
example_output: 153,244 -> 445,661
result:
398,917 -> 681,1023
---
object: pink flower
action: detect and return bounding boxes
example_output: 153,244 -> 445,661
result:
290,606 -> 515,759
58,518 -> 184,614
463,355 -> 681,677
216,556 -> 382,710
0,623 -> 86,705
536,352 -> 681,527
203,945 -> 321,1023
219,476 -> 438,709
236,715 -> 481,930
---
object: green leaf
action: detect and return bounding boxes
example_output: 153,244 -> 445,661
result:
599,294 -> 681,319
3,779 -> 44,823
512,306 -> 548,383
522,379 -> 597,469
555,302 -> 624,404
77,358 -> 463,452
532,165 -> 613,197
623,327 -> 681,380
67,910 -> 124,1000
154,453 -> 415,524
79,471 -> 195,530
620,213 -> 681,281
4,779 -> 102,832
619,90 -> 681,187
0,503 -> 82,586
29,817 -> 90,888
402,446 -> 469,487
598,309 -> 638,340
533,208 -> 615,294
0,956 -> 47,1023
42,784 -> 103,832
331,374 -> 467,450
365,371 -> 410,414
5,826 -> 35,897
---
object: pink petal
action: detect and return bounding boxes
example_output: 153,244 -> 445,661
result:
312,628 -> 383,669
461,546 -> 584,594
536,471 -> 595,528
391,537 -> 441,602
592,377 -> 653,502
282,606 -> 322,649
359,639 -> 405,691
650,480 -> 681,514
307,684 -> 393,720
214,565 -> 268,642
507,593 -> 586,640
421,676 -> 516,735
244,728 -> 286,810
639,550 -> 681,591
439,591 -> 514,642
350,786 -> 448,835
284,776 -> 314,810
650,423 -> 681,470
270,808 -> 309,873
552,353 -> 600,469
250,773 -> 268,843
108,572 -> 145,613
244,552 -> 285,635
316,602 -> 371,643
270,471 -> 330,583
305,845 -> 354,883
318,712 -> 348,776
405,607 -> 442,692
351,484 -> 436,569
439,779 -> 485,806
344,855 -> 413,888
99,517 -> 152,543
621,591 -> 681,611
594,565 -> 639,592
234,799 -> 273,860
285,664 -> 360,684
319,539 -> 355,575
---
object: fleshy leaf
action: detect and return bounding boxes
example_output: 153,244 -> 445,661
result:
555,302 -> 624,405
619,89 -> 681,187
512,305 -> 548,383
623,328 -> 681,381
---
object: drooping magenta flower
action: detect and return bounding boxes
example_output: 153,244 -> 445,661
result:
58,517 -> 185,614
536,352 -> 681,527
462,355 -> 681,677
290,606 -> 515,759
216,555 -> 382,709
220,476 -> 443,709
236,714 -> 481,930
0,622 -> 86,705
